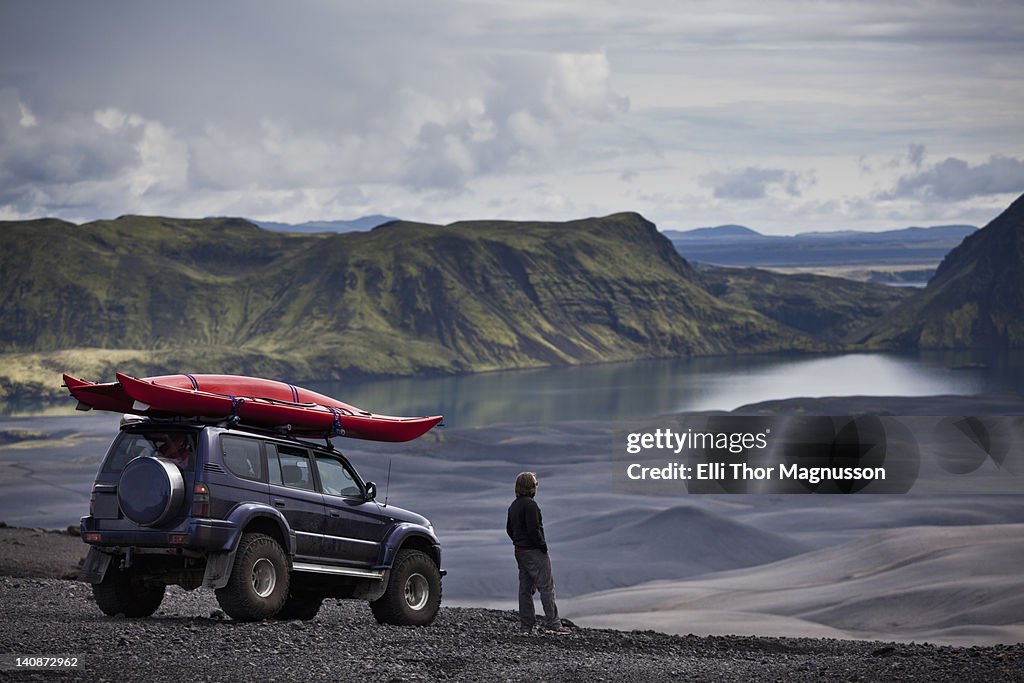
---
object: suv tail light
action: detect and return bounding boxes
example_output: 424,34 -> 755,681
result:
192,483 -> 210,518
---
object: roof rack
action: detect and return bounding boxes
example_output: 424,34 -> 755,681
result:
119,414 -> 340,449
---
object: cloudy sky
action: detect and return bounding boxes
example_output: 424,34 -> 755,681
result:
2,1 -> 1022,233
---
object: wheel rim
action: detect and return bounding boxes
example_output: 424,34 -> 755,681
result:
251,558 -> 276,598
404,572 -> 430,611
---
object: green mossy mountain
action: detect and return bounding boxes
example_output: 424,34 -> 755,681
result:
1,213 -> 827,396
700,268 -> 915,343
857,192 -> 1024,349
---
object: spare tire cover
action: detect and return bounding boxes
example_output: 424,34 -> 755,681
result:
118,457 -> 185,527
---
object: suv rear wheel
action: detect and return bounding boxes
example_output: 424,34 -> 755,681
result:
215,533 -> 289,621
370,549 -> 442,626
93,566 -> 165,618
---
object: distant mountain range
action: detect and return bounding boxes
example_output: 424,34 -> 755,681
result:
249,215 -> 398,233
663,224 -> 978,268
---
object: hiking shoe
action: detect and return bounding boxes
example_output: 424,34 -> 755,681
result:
514,628 -> 534,637
542,625 -> 572,635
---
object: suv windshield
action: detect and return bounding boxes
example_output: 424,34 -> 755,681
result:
103,430 -> 198,472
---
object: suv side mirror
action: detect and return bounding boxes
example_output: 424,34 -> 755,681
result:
364,482 -> 377,500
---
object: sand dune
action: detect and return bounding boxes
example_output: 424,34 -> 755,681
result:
441,503 -> 809,599
566,524 -> 1024,645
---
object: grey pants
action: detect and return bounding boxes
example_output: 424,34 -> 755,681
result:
515,549 -> 559,630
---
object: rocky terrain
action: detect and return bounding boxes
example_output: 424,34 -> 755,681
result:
0,528 -> 1022,682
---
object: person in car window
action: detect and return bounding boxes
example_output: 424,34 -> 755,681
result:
157,433 -> 191,467
506,471 -> 569,635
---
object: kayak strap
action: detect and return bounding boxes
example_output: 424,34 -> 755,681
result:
327,406 -> 346,439
227,396 -> 246,425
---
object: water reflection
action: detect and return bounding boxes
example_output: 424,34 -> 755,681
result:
308,350 -> 1022,429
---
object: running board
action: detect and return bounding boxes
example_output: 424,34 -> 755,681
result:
292,562 -> 384,580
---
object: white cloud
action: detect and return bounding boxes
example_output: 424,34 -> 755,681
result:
93,108 -> 128,131
0,91 -> 190,216
701,167 -> 809,200
881,156 -> 1024,201
18,102 -> 37,128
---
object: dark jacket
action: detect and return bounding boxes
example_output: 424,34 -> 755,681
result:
506,495 -> 547,552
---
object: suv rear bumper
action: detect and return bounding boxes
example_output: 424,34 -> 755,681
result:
80,516 -> 238,552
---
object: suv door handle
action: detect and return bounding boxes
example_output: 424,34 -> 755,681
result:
273,498 -> 286,508
329,510 -> 341,518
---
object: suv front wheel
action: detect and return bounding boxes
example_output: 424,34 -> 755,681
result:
215,533 -> 290,621
370,549 -> 442,626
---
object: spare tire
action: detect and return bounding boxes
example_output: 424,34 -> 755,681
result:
118,456 -> 185,527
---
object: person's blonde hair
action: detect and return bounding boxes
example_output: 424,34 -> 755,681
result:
514,471 -> 538,496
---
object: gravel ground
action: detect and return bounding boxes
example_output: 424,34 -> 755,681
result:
0,526 -> 86,580
0,576 -> 1022,682
0,528 -> 1021,682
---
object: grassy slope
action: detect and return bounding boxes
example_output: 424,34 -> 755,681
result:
700,267 -> 915,343
1,213 -> 833,398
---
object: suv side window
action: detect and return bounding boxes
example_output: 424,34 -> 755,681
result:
222,436 -> 263,482
268,444 -> 315,491
314,454 -> 362,498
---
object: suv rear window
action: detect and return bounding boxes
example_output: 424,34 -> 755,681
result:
103,430 -> 198,472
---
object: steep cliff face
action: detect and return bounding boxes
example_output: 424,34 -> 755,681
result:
0,213 -> 818,384
858,193 -> 1024,349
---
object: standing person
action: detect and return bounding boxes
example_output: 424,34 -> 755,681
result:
506,471 -> 569,635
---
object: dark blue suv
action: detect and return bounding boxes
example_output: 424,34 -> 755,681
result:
79,417 -> 443,624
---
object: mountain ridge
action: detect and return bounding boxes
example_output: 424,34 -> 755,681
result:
0,212 -> 827,398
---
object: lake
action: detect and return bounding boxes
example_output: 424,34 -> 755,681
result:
306,349 -> 1023,428
4,350 -> 1021,425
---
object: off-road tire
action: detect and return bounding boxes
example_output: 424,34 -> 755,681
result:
215,533 -> 289,621
370,549 -> 442,626
274,593 -> 324,621
92,566 -> 165,618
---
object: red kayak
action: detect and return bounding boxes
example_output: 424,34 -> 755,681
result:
63,372 -> 442,443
